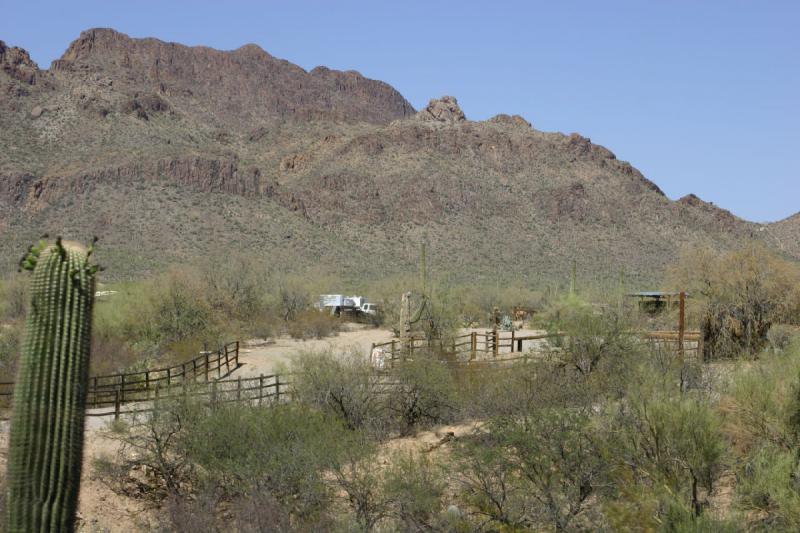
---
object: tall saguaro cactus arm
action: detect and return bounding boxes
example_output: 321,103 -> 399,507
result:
6,239 -> 97,533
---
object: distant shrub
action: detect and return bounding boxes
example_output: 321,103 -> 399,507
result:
0,322 -> 21,382
287,309 -> 340,340
667,243 -> 800,359
0,273 -> 27,322
767,324 -> 796,353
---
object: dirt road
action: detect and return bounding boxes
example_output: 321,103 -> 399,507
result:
234,324 -> 394,378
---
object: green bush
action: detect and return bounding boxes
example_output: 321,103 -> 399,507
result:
389,355 -> 459,434
736,444 -> 800,531
606,387 -> 725,523
383,451 -> 448,531
290,348 -> 389,433
180,402 -> 357,523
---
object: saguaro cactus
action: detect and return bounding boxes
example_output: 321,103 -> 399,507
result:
6,238 -> 97,533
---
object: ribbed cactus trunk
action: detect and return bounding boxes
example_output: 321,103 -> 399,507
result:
6,240 -> 96,533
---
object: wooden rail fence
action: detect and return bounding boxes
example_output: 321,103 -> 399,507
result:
0,341 -> 240,416
1,328 -> 703,419
372,329 -> 703,366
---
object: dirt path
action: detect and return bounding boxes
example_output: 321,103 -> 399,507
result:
234,324 -> 394,378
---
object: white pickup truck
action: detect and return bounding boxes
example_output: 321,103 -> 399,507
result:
318,295 -> 378,316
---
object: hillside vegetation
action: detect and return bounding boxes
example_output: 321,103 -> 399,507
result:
1,29 -> 796,284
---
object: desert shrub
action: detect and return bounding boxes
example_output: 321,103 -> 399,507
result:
452,433 -> 532,529
180,402 -> 356,523
723,344 -> 800,529
329,437 -> 392,532
202,254 -> 268,322
389,355 -> 459,434
538,294 -> 639,381
290,349 -> 390,434
287,309 -> 340,340
667,243 -> 800,359
161,489 -> 222,533
121,268 -> 223,359
0,321 -> 21,382
606,383 -> 725,523
0,273 -> 27,322
98,401 -> 194,499
227,491 -> 295,533
723,350 -> 800,452
455,406 -> 606,531
383,451 -> 448,531
735,444 -> 800,531
274,274 -> 312,322
767,324 -> 797,353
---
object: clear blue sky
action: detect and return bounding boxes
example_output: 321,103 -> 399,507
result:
2,0 -> 798,222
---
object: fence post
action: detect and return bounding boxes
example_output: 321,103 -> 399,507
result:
167,368 -> 171,388
218,351 -> 222,379
205,353 -> 210,382
510,330 -> 515,353
92,377 -> 98,408
192,359 -> 197,380
235,341 -> 240,368
275,375 -> 281,403
471,332 -> 477,360
493,330 -> 499,358
391,339 -> 396,359
120,374 -> 126,403
259,374 -> 265,406
114,387 -> 121,420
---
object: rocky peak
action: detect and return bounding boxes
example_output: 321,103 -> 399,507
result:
487,113 -> 531,129
0,40 -> 39,84
416,95 -> 466,123
48,28 -> 415,126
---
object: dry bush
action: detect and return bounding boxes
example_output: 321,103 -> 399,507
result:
667,243 -> 800,359
287,309 -> 340,340
388,355 -> 459,434
161,490 -> 221,533
0,322 -> 21,383
0,273 -> 27,323
290,349 -> 389,433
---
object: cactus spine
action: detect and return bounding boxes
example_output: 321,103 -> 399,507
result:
6,239 -> 97,533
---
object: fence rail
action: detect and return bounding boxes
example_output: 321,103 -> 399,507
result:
1,328 -> 704,420
86,372 -> 288,419
0,341 -> 240,410
372,329 -> 703,365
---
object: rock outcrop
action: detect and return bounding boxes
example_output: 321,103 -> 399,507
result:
47,28 -> 415,127
416,96 -> 466,123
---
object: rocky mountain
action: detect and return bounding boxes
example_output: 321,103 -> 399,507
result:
768,212 -> 800,259
0,29 -> 793,285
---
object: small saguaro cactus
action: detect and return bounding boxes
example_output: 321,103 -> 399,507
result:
6,238 -> 98,533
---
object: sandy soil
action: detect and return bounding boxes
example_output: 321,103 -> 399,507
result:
234,324 -> 394,378
0,419 -> 158,532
